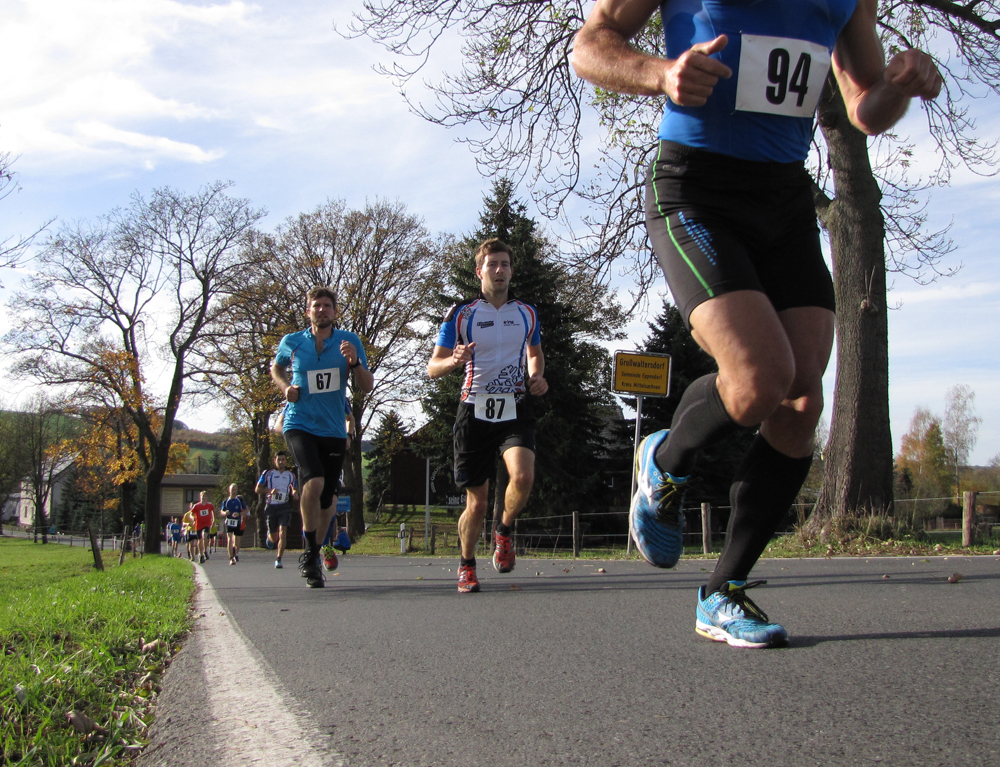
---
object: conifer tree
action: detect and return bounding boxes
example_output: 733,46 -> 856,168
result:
366,410 -> 408,521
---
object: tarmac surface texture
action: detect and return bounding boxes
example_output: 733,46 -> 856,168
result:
139,552 -> 1000,767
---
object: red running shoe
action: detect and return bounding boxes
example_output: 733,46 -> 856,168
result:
457,564 -> 480,593
322,547 -> 339,572
492,531 -> 515,573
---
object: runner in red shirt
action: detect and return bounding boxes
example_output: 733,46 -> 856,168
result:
190,490 -> 215,564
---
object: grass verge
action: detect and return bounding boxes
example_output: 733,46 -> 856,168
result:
0,539 -> 194,767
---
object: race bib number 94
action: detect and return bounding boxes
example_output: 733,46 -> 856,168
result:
735,34 -> 831,118
306,367 -> 341,394
474,393 -> 516,423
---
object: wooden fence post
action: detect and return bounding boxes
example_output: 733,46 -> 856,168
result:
86,525 -> 105,571
701,503 -> 712,554
962,491 -> 978,547
572,511 -> 581,558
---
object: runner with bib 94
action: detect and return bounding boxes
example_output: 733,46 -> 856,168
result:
572,0 -> 941,648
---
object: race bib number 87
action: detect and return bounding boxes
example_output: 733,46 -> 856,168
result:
735,34 -> 831,118
307,367 -> 341,394
474,394 -> 516,423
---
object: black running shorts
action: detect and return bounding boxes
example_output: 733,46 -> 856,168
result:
645,141 -> 836,328
284,429 -> 346,510
266,505 -> 293,534
453,401 -> 535,489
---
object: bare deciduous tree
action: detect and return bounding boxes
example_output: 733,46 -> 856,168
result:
5,181 -> 265,552
0,151 -> 50,282
943,383 -> 982,497
193,198 -> 445,540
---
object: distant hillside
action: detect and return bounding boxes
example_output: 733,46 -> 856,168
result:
173,424 -> 235,452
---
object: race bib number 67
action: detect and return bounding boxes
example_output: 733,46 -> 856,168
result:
307,367 -> 341,394
475,393 -> 516,423
735,34 -> 831,118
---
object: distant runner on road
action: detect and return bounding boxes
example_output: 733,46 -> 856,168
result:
190,491 -> 215,564
256,451 -> 299,570
220,484 -> 249,566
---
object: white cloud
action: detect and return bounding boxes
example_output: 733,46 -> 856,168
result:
891,280 -> 1000,305
74,121 -> 224,164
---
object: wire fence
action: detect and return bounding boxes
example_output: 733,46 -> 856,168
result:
1,526 -> 144,553
6,490 -> 998,558
379,490 -> 1000,557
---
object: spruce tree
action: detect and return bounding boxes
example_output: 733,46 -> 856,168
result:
365,410 -> 408,520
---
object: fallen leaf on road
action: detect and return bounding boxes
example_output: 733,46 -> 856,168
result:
597,568 -> 606,573
948,573 -> 963,583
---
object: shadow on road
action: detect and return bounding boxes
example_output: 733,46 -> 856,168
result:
791,626 -> 1000,647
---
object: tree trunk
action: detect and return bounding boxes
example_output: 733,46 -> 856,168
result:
121,480 -> 135,550
143,470 -> 165,554
252,411 -> 273,544
807,80 -> 894,534
345,440 -> 365,541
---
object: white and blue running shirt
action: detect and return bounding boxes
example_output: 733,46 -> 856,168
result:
436,296 -> 541,405
258,469 -> 298,506
273,328 -> 366,438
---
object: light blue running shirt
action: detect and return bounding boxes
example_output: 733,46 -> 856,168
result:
274,328 -> 366,438
658,0 -> 858,162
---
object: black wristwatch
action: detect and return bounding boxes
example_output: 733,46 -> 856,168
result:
350,360 -> 363,369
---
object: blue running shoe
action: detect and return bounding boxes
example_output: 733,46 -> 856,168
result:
695,580 -> 788,649
629,430 -> 686,568
265,538 -> 276,550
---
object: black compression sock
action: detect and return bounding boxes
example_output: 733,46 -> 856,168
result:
655,373 -> 740,477
460,557 -> 476,568
304,530 -> 318,551
706,435 -> 812,594
495,521 -> 512,536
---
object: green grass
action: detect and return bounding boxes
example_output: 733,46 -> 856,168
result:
765,530 -> 1000,558
0,539 -> 194,767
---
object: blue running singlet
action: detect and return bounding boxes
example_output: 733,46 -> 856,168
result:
658,0 -> 858,162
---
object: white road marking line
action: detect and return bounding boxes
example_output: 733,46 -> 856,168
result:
192,566 -> 343,767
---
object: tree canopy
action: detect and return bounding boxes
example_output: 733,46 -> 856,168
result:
4,181 -> 266,552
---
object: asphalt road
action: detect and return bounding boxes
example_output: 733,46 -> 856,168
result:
141,551 -> 1000,767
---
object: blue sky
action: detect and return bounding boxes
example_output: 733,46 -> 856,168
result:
1,0 -> 997,465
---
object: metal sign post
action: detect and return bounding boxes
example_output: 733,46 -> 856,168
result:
611,351 -> 672,555
424,457 -> 431,552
